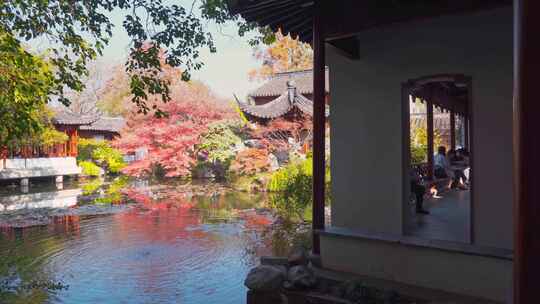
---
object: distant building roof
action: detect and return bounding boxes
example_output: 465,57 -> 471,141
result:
249,68 -> 329,98
51,107 -> 98,126
237,80 -> 330,119
410,113 -> 452,130
80,117 -> 125,133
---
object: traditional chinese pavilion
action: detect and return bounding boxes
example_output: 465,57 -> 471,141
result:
0,107 -> 97,184
236,69 -> 330,121
228,0 -> 539,303
79,116 -> 125,140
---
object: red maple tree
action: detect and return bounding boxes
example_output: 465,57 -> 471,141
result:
113,78 -> 236,177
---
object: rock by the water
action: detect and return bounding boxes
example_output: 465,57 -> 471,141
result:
307,253 -> 322,268
268,153 -> 280,171
288,248 -> 308,266
245,139 -> 264,149
0,204 -> 133,228
191,164 -> 215,179
274,150 -> 289,165
260,256 -> 289,267
276,265 -> 288,279
245,265 -> 285,292
287,265 -> 317,289
341,280 -> 369,303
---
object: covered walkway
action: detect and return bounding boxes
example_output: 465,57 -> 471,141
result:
407,190 -> 471,243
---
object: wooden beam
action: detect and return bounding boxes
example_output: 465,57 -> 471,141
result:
312,0 -> 326,255
450,111 -> 456,150
514,0 -> 540,302
426,100 -> 434,180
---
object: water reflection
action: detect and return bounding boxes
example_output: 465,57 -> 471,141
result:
0,189 -> 80,212
0,178 -> 292,304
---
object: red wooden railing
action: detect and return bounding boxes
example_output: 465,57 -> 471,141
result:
1,143 -> 71,159
0,127 -> 78,161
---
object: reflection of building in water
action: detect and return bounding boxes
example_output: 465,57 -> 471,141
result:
0,189 -> 81,212
52,215 -> 82,237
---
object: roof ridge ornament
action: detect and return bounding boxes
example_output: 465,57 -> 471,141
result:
287,80 -> 297,104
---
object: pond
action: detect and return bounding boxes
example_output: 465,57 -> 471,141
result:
0,178 -> 310,304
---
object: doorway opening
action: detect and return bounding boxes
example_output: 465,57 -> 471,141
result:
403,75 -> 472,243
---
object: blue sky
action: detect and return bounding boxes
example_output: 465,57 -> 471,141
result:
33,1 -> 263,100
101,4 -> 262,99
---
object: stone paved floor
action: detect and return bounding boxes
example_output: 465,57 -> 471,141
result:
406,189 -> 471,243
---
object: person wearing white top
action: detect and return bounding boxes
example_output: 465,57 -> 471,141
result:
433,146 -> 455,191
434,147 -> 450,176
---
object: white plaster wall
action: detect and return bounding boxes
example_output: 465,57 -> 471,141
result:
5,159 -> 27,169
328,7 -> 513,249
25,157 -> 78,169
4,157 -> 78,170
321,235 -> 512,302
1,157 -> 81,179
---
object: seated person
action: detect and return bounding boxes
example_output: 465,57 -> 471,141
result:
434,146 -> 456,190
410,167 -> 429,214
451,148 -> 470,188
459,148 -> 471,182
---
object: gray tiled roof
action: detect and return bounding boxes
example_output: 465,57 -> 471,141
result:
80,117 -> 125,133
410,113 -> 452,130
51,107 -> 98,125
249,68 -> 329,98
237,81 -> 330,119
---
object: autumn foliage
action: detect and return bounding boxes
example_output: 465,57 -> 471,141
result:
108,43 -> 316,179
249,30 -> 313,81
113,77 -> 236,177
230,148 -> 270,175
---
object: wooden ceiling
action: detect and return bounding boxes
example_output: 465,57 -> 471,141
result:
227,0 -> 512,44
409,76 -> 470,115
228,0 -> 315,42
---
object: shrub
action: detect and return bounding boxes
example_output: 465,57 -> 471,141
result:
268,156 -> 331,221
82,178 -> 103,195
77,138 -> 103,162
230,148 -> 270,176
39,128 -> 69,146
80,161 -> 101,177
92,145 -> 126,173
78,138 -> 126,174
197,119 -> 244,172
411,145 -> 427,165
410,125 -> 443,164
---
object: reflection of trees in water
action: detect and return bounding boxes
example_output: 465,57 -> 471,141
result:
263,218 -> 312,257
0,180 -> 312,303
0,220 -> 73,303
240,215 -> 312,260
80,176 -> 129,205
118,187 -> 276,295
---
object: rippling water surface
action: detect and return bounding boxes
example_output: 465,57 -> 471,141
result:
0,178 -> 289,304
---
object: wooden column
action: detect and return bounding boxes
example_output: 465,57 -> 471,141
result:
426,100 -> 434,179
464,118 -> 470,149
514,0 -> 540,302
71,129 -> 78,157
450,110 -> 456,150
312,0 -> 326,255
